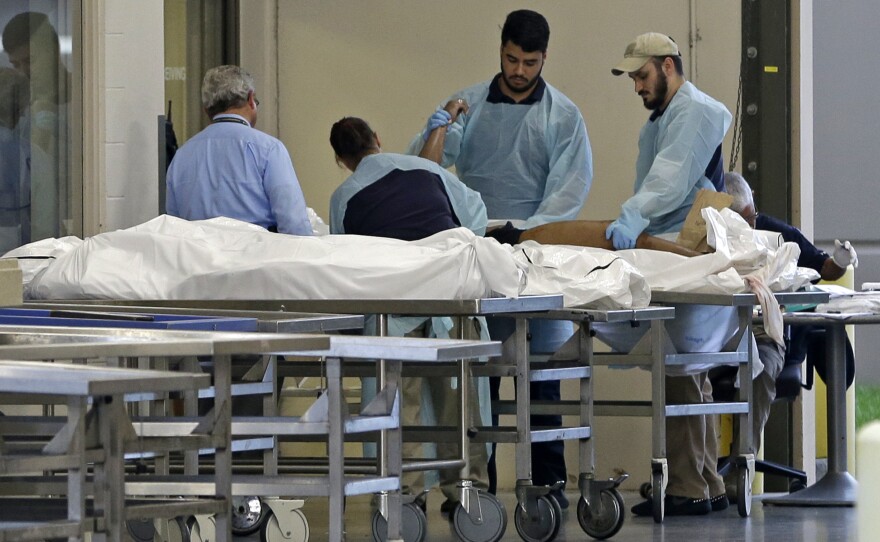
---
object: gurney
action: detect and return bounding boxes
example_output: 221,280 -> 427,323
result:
1,207 -> 822,540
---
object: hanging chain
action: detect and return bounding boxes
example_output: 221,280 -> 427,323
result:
729,2 -> 753,171
729,74 -> 744,170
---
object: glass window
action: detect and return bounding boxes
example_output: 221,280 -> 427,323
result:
0,1 -> 78,253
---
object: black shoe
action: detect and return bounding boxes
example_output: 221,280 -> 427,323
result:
549,489 -> 570,510
440,499 -> 457,518
710,494 -> 729,512
631,494 -> 711,517
412,495 -> 427,514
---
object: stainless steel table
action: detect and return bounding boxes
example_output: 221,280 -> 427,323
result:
0,326 -> 329,542
29,296 -> 560,542
645,290 -> 830,519
0,360 -> 211,542
763,310 -> 878,507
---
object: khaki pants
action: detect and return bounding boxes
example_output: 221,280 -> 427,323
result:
730,330 -> 785,459
666,373 -> 725,499
400,318 -> 489,502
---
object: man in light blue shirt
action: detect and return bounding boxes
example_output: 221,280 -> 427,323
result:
166,65 -> 312,235
610,32 -> 732,517
606,33 -> 731,249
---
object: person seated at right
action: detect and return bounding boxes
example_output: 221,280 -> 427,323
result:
720,171 -> 858,496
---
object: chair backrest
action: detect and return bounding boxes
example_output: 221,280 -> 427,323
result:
710,324 -> 802,403
793,325 -> 856,391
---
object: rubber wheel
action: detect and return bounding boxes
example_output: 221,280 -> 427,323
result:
789,479 -> 807,493
513,494 -> 561,542
577,489 -> 625,540
260,509 -> 309,542
371,502 -> 427,542
737,466 -> 752,517
186,516 -> 214,542
126,518 -> 155,542
232,495 -> 268,536
452,492 -> 508,542
639,481 -> 652,500
651,470 -> 664,523
160,517 -> 189,542
125,516 -> 189,542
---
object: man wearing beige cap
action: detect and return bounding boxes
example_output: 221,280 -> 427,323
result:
608,32 -> 732,517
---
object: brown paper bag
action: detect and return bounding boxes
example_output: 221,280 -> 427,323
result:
675,189 -> 734,252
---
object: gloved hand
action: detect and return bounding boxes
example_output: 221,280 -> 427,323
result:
832,239 -> 859,268
605,219 -> 639,250
423,109 -> 452,140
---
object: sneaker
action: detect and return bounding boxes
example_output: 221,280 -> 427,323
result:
631,494 -> 711,517
549,489 -> 570,510
710,494 -> 729,512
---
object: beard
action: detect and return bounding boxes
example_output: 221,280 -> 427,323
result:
500,63 -> 542,95
641,69 -> 669,111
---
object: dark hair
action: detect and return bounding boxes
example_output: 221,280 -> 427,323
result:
501,10 -> 549,53
330,117 -> 377,163
652,54 -> 684,76
2,12 -> 58,53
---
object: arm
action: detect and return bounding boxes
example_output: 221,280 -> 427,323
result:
759,215 -> 852,281
522,108 -> 593,229
263,142 -> 313,235
616,102 -> 730,237
418,100 -> 469,165
407,84 -> 488,167
328,190 -> 345,234
165,170 -> 179,217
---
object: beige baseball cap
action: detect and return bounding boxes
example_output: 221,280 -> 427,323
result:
611,32 -> 680,76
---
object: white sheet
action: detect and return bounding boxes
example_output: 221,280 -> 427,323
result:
8,208 -> 815,320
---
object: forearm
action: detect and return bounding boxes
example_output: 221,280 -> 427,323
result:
418,126 -> 447,165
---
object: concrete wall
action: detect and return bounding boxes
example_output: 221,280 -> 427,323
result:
813,0 -> 880,383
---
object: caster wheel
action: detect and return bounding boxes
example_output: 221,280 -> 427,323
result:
737,467 -> 752,517
157,517 -> 189,542
371,502 -> 427,542
126,516 -> 190,542
232,495 -> 268,536
186,516 -> 215,542
651,470 -> 664,523
513,494 -> 561,542
577,489 -> 625,540
639,481 -> 652,500
452,492 -> 508,542
126,518 -> 156,542
260,509 -> 309,542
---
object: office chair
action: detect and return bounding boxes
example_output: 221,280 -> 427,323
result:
710,324 -> 856,493
710,351 -> 808,493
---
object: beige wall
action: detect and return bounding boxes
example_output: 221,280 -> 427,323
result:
237,0 -> 740,491
249,1 -> 740,227
84,0 -> 165,234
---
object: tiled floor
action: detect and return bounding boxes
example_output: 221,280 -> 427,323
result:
236,490 -> 856,541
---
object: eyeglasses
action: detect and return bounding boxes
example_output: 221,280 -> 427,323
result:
743,211 -> 759,223
254,97 -> 260,107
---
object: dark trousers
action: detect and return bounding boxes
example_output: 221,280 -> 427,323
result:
486,318 -> 570,493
